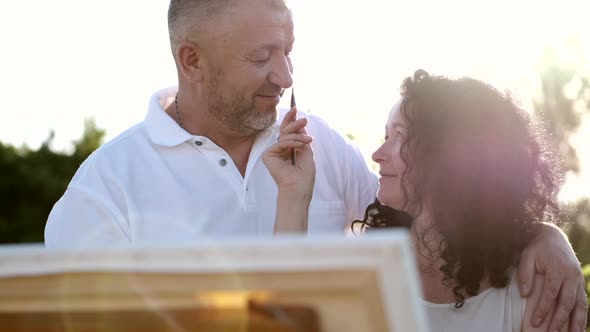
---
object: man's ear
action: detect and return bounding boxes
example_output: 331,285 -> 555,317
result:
177,42 -> 204,82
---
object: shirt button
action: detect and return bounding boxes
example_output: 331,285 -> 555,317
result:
195,141 -> 203,146
219,159 -> 228,167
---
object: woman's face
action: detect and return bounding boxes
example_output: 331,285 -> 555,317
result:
372,100 -> 408,210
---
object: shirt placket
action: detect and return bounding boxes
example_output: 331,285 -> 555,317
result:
242,129 -> 278,233
192,137 -> 246,208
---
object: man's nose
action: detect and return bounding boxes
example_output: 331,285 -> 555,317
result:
268,56 -> 293,89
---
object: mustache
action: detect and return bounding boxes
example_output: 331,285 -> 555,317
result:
257,84 -> 285,97
256,85 -> 282,97
254,85 -> 282,97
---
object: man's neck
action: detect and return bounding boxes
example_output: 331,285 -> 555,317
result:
164,98 -> 258,177
219,135 -> 257,177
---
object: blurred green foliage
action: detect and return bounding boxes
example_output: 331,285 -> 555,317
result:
584,264 -> 590,331
534,43 -> 590,327
0,119 -> 105,243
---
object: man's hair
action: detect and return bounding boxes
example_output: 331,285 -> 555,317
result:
168,0 -> 234,57
168,0 -> 288,59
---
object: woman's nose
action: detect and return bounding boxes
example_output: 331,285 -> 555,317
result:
372,143 -> 387,164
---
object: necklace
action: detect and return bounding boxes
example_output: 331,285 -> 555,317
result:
174,94 -> 182,128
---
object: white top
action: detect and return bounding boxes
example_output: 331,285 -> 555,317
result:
45,87 -> 378,248
424,273 -> 526,332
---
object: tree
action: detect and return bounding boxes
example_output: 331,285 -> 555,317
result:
533,41 -> 590,327
0,119 -> 105,243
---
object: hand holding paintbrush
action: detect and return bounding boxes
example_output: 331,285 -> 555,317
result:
264,87 -> 313,178
262,88 -> 316,233
261,87 -> 315,231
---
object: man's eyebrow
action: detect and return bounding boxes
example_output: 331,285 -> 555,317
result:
248,38 -> 295,52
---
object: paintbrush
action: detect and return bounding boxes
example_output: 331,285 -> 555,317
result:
290,88 -> 296,165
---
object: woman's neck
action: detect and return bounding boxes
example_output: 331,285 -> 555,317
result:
411,211 -> 492,304
411,211 -> 443,272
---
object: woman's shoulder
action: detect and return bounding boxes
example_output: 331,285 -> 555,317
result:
423,271 -> 526,332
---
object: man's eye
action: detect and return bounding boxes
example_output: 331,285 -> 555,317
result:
248,52 -> 270,63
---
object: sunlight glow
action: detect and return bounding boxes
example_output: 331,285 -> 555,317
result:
0,0 -> 588,201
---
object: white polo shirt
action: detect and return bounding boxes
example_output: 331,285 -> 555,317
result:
45,87 -> 378,248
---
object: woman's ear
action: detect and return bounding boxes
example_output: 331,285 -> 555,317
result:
177,41 -> 203,82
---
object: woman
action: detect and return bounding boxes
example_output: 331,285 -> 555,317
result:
263,70 -> 566,331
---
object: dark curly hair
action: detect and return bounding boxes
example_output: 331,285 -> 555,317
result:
353,70 -> 564,308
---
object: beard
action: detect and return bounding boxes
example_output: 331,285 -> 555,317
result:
206,73 -> 280,137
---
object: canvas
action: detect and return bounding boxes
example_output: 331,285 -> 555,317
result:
0,232 -> 429,332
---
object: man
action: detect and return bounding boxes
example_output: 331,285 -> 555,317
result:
45,0 -> 587,330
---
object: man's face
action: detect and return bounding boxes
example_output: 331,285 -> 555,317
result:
202,0 -> 294,136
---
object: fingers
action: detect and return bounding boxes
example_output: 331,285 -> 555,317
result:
532,271 -> 562,327
518,251 -> 536,297
279,107 -> 298,132
281,117 -> 308,137
280,107 -> 309,134
568,278 -> 588,332
547,276 -> 578,331
266,139 -> 312,159
270,134 -> 312,152
277,133 -> 313,144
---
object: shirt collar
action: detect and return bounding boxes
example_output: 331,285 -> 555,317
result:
144,86 -> 193,147
144,86 -> 285,147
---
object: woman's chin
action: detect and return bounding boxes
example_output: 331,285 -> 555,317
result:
377,196 -> 393,208
377,195 -> 404,211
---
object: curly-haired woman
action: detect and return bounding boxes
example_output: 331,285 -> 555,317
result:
263,70 -> 573,331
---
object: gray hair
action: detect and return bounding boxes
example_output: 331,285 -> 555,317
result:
167,0 -> 288,61
168,0 -> 234,57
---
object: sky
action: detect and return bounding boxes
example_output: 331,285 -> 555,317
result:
0,0 -> 588,201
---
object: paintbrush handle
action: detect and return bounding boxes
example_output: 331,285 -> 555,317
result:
290,89 -> 296,165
